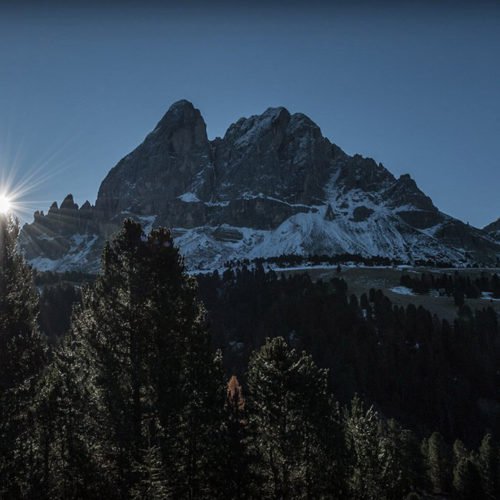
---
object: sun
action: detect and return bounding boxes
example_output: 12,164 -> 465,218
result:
0,194 -> 12,214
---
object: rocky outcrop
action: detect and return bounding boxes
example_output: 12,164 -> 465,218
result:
211,108 -> 335,204
20,194 -> 101,270
484,218 -> 500,242
20,100 -> 500,271
95,100 -> 212,220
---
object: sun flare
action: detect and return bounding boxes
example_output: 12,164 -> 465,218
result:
0,194 -> 12,214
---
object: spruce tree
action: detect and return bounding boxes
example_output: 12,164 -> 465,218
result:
0,214 -> 47,497
344,396 -> 383,500
130,439 -> 169,499
453,455 -> 482,499
453,439 -> 468,466
246,336 -> 345,499
477,433 -> 499,499
70,219 -> 226,497
345,400 -> 424,499
31,325 -> 116,498
424,431 -> 451,495
378,419 -> 424,499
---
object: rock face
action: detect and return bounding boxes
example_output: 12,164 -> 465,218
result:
20,100 -> 500,272
485,218 -> 500,242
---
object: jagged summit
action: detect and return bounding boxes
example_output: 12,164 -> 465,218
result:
60,194 -> 78,211
20,100 -> 500,271
152,99 -> 207,139
95,99 -> 210,221
164,98 -> 196,114
224,106 -> 291,142
81,200 -> 92,211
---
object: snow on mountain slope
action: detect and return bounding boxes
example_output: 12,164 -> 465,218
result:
170,205 -> 464,270
27,234 -> 100,273
20,100 -> 500,272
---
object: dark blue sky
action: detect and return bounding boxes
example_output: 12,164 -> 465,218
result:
1,1 -> 499,227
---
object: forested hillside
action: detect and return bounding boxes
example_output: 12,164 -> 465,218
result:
2,216 -> 499,498
197,267 -> 500,445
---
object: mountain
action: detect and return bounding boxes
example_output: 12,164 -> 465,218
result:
20,100 -> 500,272
484,218 -> 500,242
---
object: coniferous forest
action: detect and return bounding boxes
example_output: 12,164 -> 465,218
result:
1,215 -> 500,499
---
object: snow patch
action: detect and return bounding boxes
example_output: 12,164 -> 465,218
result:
390,286 -> 415,296
481,292 -> 500,302
178,192 -> 200,203
28,234 -> 100,273
136,215 -> 157,234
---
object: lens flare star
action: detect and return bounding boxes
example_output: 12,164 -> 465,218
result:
0,194 -> 12,214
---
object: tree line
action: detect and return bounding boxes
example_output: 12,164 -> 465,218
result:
197,267 -> 500,445
400,271 -> 500,301
1,216 -> 499,498
223,253 -> 456,270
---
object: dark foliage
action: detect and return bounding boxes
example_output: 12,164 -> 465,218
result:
223,252 -> 456,270
1,220 -> 499,498
400,271 -> 500,299
39,282 -> 82,342
0,215 -> 48,497
198,265 -> 500,444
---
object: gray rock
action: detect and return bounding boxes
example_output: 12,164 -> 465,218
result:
352,206 -> 374,222
20,100 -> 500,271
484,218 -> 500,242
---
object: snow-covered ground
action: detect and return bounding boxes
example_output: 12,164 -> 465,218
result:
481,292 -> 500,302
390,286 -> 415,296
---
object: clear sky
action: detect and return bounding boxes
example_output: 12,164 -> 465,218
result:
1,0 -> 499,227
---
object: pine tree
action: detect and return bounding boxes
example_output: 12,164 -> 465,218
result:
171,348 -> 227,498
344,400 -> 424,499
70,219 -> 227,497
130,436 -> 169,500
477,433 -> 499,499
453,455 -> 482,499
0,215 -> 47,497
246,336 -> 345,499
31,326 -> 116,498
424,431 -> 451,495
344,396 -> 383,500
378,419 -> 424,499
453,439 -> 468,465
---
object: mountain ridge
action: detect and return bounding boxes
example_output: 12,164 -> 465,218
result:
484,218 -> 500,242
20,100 -> 500,271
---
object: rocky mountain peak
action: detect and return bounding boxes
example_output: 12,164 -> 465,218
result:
80,200 -> 92,211
384,173 -> 436,212
20,100 -> 500,271
151,99 -> 208,151
484,218 -> 500,231
337,156 -> 394,194
95,99 -> 211,219
214,105 -> 334,204
287,112 -> 323,136
223,106 -> 291,147
484,218 -> 500,241
60,194 -> 78,211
